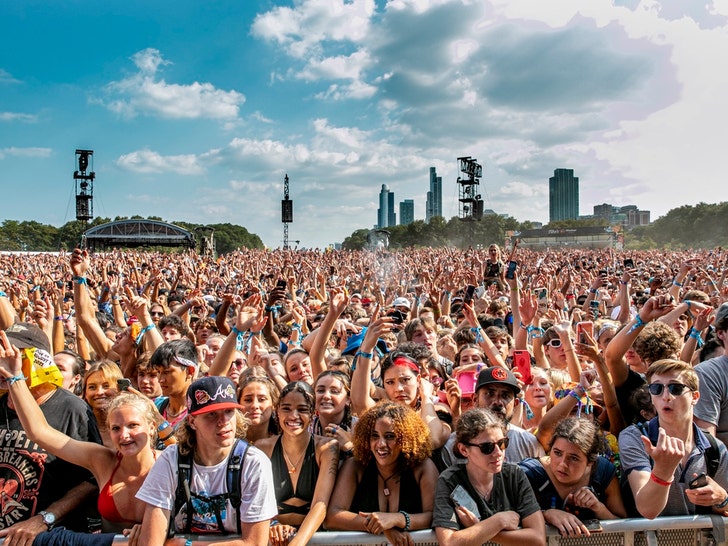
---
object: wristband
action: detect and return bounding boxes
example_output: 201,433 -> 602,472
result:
519,322 -> 529,330
689,327 -> 704,348
715,495 -> 728,509
399,510 -> 411,532
628,315 -> 646,334
650,472 -> 673,487
355,350 -> 373,360
589,288 -> 598,294
5,375 -> 26,386
54,316 -> 64,321
134,323 -> 155,345
185,540 -> 193,546
0,291 -> 5,297
619,280 -> 628,285
672,280 -> 683,287
73,276 -> 87,285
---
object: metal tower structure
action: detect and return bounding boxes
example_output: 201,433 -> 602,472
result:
457,156 -> 484,221
74,149 -> 95,223
281,174 -> 293,249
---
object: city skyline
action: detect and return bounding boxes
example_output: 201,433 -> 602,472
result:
2,2 -> 728,248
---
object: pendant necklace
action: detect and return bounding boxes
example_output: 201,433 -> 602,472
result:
282,446 -> 306,474
377,468 -> 400,496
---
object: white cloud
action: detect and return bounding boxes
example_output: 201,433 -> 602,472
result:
0,147 -> 51,159
102,48 -> 245,120
0,69 -> 21,84
116,149 -> 205,175
0,112 -> 37,122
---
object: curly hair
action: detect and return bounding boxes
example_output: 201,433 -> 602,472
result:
633,322 -> 682,364
176,410 -> 249,457
549,416 -> 607,463
352,401 -> 431,468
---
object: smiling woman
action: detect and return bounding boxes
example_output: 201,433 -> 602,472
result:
325,401 -> 439,544
255,381 -> 339,546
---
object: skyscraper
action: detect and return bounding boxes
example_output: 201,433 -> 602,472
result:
426,167 -> 442,222
377,184 -> 396,228
399,199 -> 414,225
549,168 -> 579,222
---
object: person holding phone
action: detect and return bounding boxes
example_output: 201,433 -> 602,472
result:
433,408 -> 545,546
619,359 -> 728,518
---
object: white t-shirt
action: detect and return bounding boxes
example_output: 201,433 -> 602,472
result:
137,443 -> 277,533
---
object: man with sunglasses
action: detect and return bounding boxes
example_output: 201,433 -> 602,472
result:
619,359 -> 728,518
471,366 -> 545,462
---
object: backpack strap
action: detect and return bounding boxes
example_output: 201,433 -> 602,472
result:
170,448 -> 195,536
226,439 -> 250,535
701,430 -> 720,478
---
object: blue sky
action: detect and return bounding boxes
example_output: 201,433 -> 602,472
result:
2,0 -> 728,249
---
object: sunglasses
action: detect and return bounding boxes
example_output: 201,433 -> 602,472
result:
647,383 -> 692,396
545,339 -> 563,348
232,359 -> 246,367
150,311 -> 165,317
464,436 -> 510,455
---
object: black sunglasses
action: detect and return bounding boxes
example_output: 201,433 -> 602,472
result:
464,436 -> 510,455
647,383 -> 691,396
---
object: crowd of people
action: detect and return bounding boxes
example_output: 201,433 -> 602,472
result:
0,243 -> 727,546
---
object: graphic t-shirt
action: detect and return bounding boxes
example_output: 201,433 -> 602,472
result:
0,389 -> 99,531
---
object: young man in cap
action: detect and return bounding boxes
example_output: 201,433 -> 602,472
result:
0,324 -> 100,544
137,375 -> 277,546
473,366 -> 545,462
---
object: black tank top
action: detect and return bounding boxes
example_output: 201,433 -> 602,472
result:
271,435 -> 318,515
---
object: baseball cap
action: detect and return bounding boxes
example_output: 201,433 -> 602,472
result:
5,322 -> 51,353
392,297 -> 411,310
186,376 -> 243,416
341,328 -> 389,356
475,366 -> 521,395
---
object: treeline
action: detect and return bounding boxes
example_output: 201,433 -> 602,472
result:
0,216 -> 264,253
342,202 -> 728,250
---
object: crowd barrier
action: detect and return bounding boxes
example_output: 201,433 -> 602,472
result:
93,515 -> 728,545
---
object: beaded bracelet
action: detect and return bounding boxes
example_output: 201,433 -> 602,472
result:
399,510 -> 411,532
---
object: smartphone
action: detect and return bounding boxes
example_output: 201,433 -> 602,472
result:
534,287 -> 549,314
589,299 -> 600,319
276,279 -> 287,291
512,350 -> 532,385
624,258 -> 635,269
582,519 -> 603,533
505,260 -> 518,280
388,309 -> 407,325
689,473 -> 708,489
450,485 -> 481,518
464,284 -> 476,304
117,378 -> 132,392
576,322 -> 594,345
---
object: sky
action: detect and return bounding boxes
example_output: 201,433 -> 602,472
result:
2,0 -> 728,249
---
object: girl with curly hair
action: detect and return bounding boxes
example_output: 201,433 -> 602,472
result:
325,401 -> 439,545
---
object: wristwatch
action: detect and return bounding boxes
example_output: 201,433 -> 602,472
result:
38,510 -> 56,530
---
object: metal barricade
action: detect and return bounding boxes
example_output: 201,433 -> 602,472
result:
6,515 -> 722,545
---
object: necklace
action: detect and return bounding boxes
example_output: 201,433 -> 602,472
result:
282,444 -> 306,474
377,468 -> 400,497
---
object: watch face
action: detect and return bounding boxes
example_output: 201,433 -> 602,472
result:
40,511 -> 55,526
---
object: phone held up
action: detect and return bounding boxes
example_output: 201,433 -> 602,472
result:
512,350 -> 532,385
575,322 -> 594,345
505,260 -> 518,280
117,378 -> 132,392
689,473 -> 708,489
